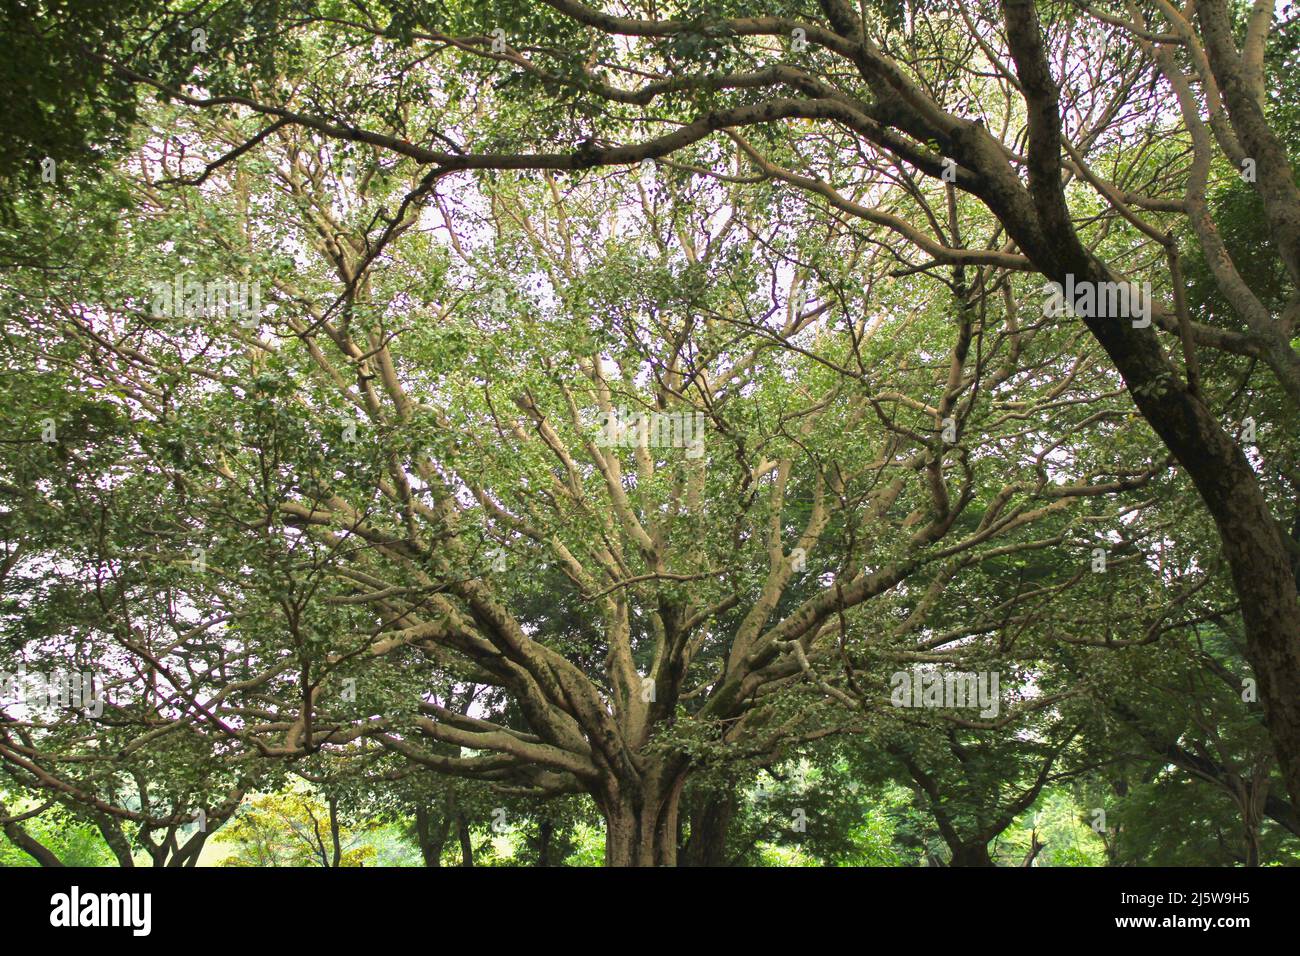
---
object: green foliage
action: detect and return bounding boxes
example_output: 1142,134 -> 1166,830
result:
3,0 -> 1299,869
214,791 -> 379,867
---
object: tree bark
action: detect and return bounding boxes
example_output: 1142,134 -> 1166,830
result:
1020,831 -> 1046,867
948,843 -> 997,867
600,769 -> 686,867
456,814 -> 474,867
1079,278 -> 1300,810
328,796 -> 342,868
681,789 -> 737,866
95,815 -> 135,868
1,819 -> 64,867
168,830 -> 207,867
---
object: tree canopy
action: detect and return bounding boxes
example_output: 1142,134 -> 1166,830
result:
1,0 -> 1298,868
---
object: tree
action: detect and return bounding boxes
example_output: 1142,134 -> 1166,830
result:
215,791 -> 377,867
55,0 -> 1299,808
1,90 -> 1150,862
4,0 -> 1298,866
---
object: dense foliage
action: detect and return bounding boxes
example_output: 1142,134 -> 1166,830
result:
1,0 -> 1298,866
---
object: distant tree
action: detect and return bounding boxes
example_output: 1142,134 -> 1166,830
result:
215,792 -> 377,868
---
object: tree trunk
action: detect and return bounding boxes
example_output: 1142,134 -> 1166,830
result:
535,820 -> 553,867
1020,831 -> 1046,867
328,796 -> 342,868
95,816 -> 135,868
1110,338 -> 1300,808
681,789 -> 736,866
601,771 -> 685,867
414,805 -> 449,867
948,843 -> 996,867
168,831 -> 207,867
1243,826 -> 1260,867
456,814 -> 474,867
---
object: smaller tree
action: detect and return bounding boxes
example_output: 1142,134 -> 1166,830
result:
215,792 -> 377,868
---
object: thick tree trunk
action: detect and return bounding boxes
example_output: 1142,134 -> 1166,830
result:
601,770 -> 686,867
168,831 -> 207,867
681,790 -> 736,866
96,817 -> 135,868
948,843 -> 996,867
1032,258 -> 1300,809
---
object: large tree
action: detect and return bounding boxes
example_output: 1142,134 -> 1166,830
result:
1,87 -> 1155,861
3,0 -> 1297,864
59,0 -> 1296,807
